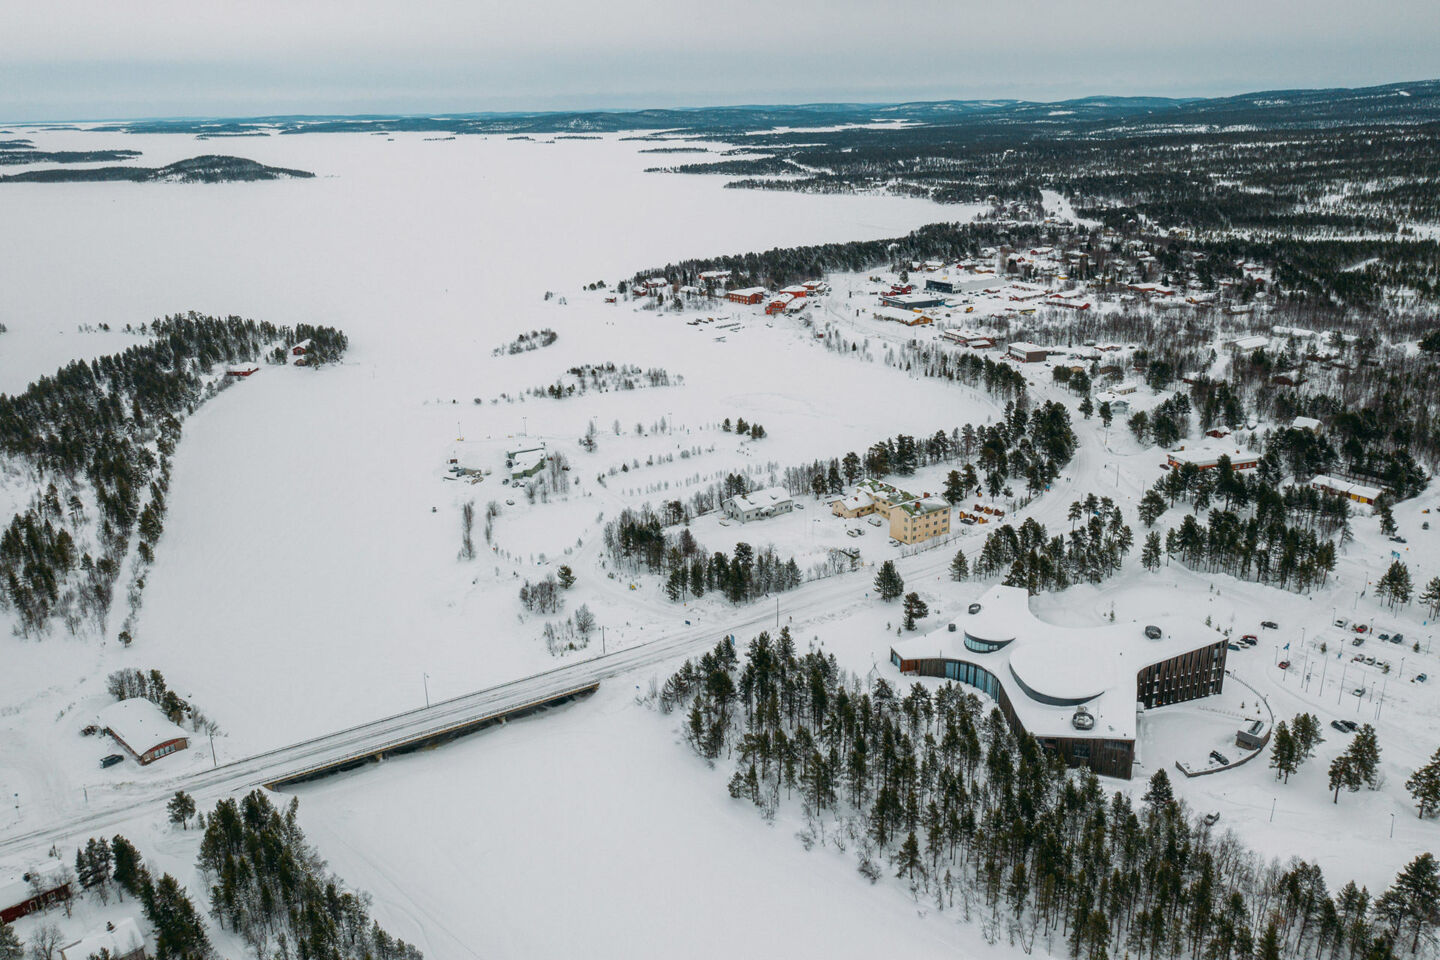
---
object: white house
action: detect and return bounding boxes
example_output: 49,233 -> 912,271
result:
722,487 -> 795,523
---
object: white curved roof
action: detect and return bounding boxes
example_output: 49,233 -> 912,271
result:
894,584 -> 1221,742
1008,641 -> 1114,704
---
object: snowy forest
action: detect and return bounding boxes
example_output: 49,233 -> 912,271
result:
662,633 -> 1440,960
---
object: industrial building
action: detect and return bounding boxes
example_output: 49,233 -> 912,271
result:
1007,341 -> 1050,363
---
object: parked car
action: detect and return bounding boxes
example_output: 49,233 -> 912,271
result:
1227,642 -> 1243,651
1334,617 -> 1349,628
1352,637 -> 1365,646
100,754 -> 124,768
1209,751 -> 1231,766
1202,812 -> 1221,826
1241,633 -> 1258,643
1390,535 -> 1408,544
1261,620 -> 1278,629
1337,719 -> 1359,732
1144,625 -> 1162,640
1354,625 -> 1368,633
1331,720 -> 1350,732
1379,633 -> 1391,641
1278,660 -> 1291,670
960,516 -> 976,525
1353,654 -> 1366,662
1394,633 -> 1406,643
1364,656 -> 1376,665
1241,636 -> 1258,647
1416,674 -> 1429,683
1353,687 -> 1366,697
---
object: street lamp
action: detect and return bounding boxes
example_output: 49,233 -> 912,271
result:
423,672 -> 431,708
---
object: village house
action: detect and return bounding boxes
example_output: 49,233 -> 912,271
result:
1,861 -> 72,923
98,698 -> 190,765
1311,475 -> 1382,508
722,487 -> 795,523
873,306 -> 934,326
1166,446 -> 1261,471
726,287 -> 766,305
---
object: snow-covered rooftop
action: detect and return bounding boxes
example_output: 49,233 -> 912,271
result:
98,698 -> 189,756
0,859 -> 68,910
892,585 -> 1223,742
61,918 -> 144,960
727,487 -> 792,513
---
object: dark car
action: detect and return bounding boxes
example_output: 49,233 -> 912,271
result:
968,602 -> 982,615
1261,621 -> 1278,629
1209,751 -> 1231,766
1330,719 -> 1351,732
1416,673 -> 1429,683
1394,633 -> 1406,643
1227,642 -> 1242,651
1144,625 -> 1162,640
100,754 -> 124,768
1337,719 -> 1359,732
1352,637 -> 1365,646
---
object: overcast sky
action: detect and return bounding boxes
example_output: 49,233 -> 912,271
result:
3,0 -> 1438,121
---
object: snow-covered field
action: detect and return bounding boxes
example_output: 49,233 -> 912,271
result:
3,129 -> 1440,959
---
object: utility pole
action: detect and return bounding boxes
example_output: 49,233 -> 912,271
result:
423,672 -> 431,708
209,728 -> 217,767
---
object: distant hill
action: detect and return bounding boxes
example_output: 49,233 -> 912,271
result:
0,155 -> 314,183
89,78 -> 1440,137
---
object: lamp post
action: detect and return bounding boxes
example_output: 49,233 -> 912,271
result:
423,672 -> 431,709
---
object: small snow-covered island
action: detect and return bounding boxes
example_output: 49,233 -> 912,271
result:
2,20 -> 1440,959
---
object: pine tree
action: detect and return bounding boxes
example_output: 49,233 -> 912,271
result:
111,835 -> 144,900
874,560 -> 904,601
1256,921 -> 1282,960
1138,489 -> 1167,528
896,830 -> 924,882
1406,748 -> 1440,818
902,592 -> 929,631
943,470 -> 964,505
1142,769 -> 1174,809
1388,852 -> 1440,953
1378,498 -> 1397,536
1270,721 -> 1299,783
167,790 -> 195,829
0,920 -> 22,960
556,565 -> 576,589
949,549 -> 969,582
1329,754 -> 1360,803
1421,576 -> 1440,619
1350,724 -> 1382,787
1141,531 -> 1162,571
